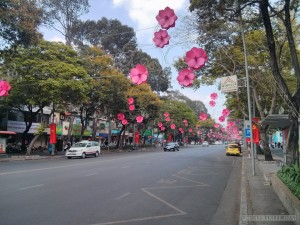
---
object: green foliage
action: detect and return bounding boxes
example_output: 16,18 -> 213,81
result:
277,165 -> 300,199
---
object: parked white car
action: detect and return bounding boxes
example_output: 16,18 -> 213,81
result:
65,141 -> 101,159
202,141 -> 209,147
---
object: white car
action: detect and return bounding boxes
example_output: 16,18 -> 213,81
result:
202,141 -> 209,147
66,141 -> 101,159
164,142 -> 179,151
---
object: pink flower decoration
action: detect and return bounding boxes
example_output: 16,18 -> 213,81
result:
153,29 -> 170,48
210,92 -> 218,100
184,123 -> 188,127
117,113 -> 125,121
156,6 -> 178,29
185,47 -> 208,70
179,128 -> 184,132
160,126 -> 165,131
0,80 -> 11,96
130,64 -> 148,85
170,124 -> 176,130
136,115 -> 144,123
165,117 -> 171,122
214,123 -> 220,128
158,122 -> 163,127
129,104 -> 135,111
189,128 -> 193,132
164,112 -> 169,117
128,98 -> 134,105
222,128 -> 226,132
199,112 -> 208,121
122,119 -> 128,125
183,119 -> 188,123
209,101 -> 216,107
222,108 -> 230,117
177,68 -> 195,87
219,116 -> 225,122
228,121 -> 235,127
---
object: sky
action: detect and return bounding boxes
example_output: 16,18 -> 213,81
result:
40,0 -> 227,123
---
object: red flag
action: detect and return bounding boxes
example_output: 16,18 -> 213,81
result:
49,123 -> 57,144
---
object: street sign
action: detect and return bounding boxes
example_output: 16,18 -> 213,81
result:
245,128 -> 251,138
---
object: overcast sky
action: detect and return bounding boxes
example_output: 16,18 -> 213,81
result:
40,0 -> 226,123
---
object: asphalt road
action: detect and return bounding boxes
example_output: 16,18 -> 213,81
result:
0,144 -> 241,225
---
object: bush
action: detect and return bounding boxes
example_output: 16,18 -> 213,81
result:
277,165 -> 300,200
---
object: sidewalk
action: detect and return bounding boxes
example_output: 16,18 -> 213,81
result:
240,150 -> 296,225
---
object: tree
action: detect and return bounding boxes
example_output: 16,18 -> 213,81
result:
40,0 -> 90,46
0,0 -> 43,47
0,40 -> 90,153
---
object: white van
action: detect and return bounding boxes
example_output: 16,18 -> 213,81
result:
65,141 -> 101,159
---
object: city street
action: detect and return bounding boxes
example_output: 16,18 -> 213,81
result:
0,145 -> 241,225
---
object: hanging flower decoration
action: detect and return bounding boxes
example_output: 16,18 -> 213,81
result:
209,101 -> 216,107
122,119 -> 128,125
228,121 -> 235,127
136,115 -> 144,123
156,6 -> 178,30
0,80 -> 11,97
164,112 -> 169,117
222,128 -> 226,132
183,119 -> 188,123
158,122 -> 163,127
214,123 -> 220,128
165,117 -> 171,122
179,128 -> 184,133
184,123 -> 189,127
153,29 -> 170,48
129,105 -> 135,111
199,112 -> 208,121
185,47 -> 208,70
128,97 -> 134,105
170,124 -> 176,130
129,64 -> 148,85
210,92 -> 218,100
117,113 -> 125,121
189,128 -> 193,133
219,116 -> 225,122
177,68 -> 195,87
160,126 -> 165,131
222,108 -> 230,117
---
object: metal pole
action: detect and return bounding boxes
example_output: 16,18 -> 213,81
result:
239,5 -> 255,175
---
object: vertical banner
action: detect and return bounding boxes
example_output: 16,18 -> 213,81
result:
252,117 -> 260,143
49,123 -> 57,144
134,131 -> 140,144
0,138 -> 6,154
168,134 -> 172,142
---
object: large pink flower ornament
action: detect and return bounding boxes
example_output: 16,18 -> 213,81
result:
228,121 -> 235,127
122,119 -> 128,125
158,122 -> 163,127
136,115 -> 144,123
222,128 -> 226,132
209,101 -> 216,107
128,97 -> 134,105
199,112 -> 208,121
164,112 -> 169,117
219,116 -> 225,122
170,124 -> 176,130
156,6 -> 178,29
117,113 -> 125,121
184,123 -> 188,127
185,47 -> 208,70
0,80 -> 11,96
177,68 -> 195,87
189,128 -> 193,133
210,92 -> 218,100
153,29 -> 170,48
129,104 -> 135,111
183,119 -> 188,123
160,126 -> 165,131
130,64 -> 148,85
222,108 -> 230,117
165,117 -> 171,122
214,123 -> 220,128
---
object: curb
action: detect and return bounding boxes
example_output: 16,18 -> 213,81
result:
0,155 -> 65,162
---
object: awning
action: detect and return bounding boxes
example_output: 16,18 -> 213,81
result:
0,131 -> 17,135
261,114 -> 291,129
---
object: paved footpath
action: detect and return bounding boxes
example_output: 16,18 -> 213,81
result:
240,151 -> 296,225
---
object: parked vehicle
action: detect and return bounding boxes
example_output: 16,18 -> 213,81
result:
202,141 -> 209,147
226,143 -> 240,156
164,142 -> 179,151
65,141 -> 101,159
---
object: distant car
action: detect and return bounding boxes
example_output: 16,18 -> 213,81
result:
164,142 -> 179,151
65,141 -> 101,159
226,143 -> 240,156
202,141 -> 209,147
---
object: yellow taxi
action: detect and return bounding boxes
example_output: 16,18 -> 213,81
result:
226,143 -> 240,156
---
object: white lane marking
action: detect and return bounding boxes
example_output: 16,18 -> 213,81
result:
121,166 -> 130,169
0,155 -> 148,176
20,184 -> 44,190
142,188 -> 187,215
173,174 -> 210,186
144,184 -> 209,190
85,173 -> 98,176
115,192 -> 130,200
158,179 -> 177,184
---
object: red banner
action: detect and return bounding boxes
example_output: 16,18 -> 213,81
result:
168,134 -> 172,142
252,117 -> 260,143
134,132 -> 140,144
49,123 -> 57,144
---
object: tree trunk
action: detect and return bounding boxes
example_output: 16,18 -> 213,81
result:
286,114 -> 299,165
26,134 -> 40,156
260,125 -> 273,161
